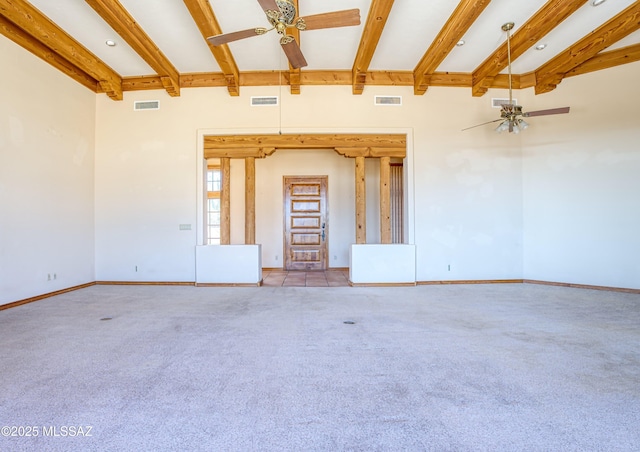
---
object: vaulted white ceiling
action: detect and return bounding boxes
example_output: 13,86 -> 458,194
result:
3,0 -> 639,98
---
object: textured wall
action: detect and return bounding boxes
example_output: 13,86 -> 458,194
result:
0,36 -> 96,304
522,63 -> 640,289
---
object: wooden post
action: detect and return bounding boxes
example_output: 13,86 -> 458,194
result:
220,157 -> 231,245
355,156 -> 366,244
245,157 -> 256,245
380,156 -> 391,244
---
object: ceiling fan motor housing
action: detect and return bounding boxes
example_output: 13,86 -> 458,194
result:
501,104 -> 523,120
275,0 -> 296,25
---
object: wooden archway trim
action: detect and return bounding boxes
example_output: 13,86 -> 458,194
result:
206,132 -> 406,246
204,133 -> 406,159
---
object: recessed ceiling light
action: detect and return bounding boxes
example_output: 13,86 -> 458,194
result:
591,0 -> 607,6
535,43 -> 547,51
456,39 -> 465,47
105,40 -> 116,47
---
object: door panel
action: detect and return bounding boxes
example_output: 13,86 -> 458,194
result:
291,233 -> 321,245
291,217 -> 320,228
292,200 -> 320,211
284,176 -> 328,271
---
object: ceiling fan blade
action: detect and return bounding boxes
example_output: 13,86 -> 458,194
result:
256,0 -> 279,13
461,118 -> 503,132
300,9 -> 361,31
207,28 -> 263,46
523,107 -> 570,117
281,38 -> 308,69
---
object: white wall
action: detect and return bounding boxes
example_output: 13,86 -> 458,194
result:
94,69 -> 638,287
4,32 -> 638,296
521,63 -> 640,289
94,84 -> 524,282
0,37 -> 96,305
412,87 -> 524,281
94,92 -> 199,282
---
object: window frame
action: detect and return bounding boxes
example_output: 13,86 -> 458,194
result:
206,165 -> 221,245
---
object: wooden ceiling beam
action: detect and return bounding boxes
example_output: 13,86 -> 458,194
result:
565,43 -> 640,78
0,0 -> 122,100
0,15 -> 98,92
4,0 -> 638,99
179,73 -> 228,89
518,51 -> 629,91
414,0 -> 491,95
85,0 -> 180,97
289,68 -> 301,94
352,0 -> 395,95
300,70 -> 352,86
122,70 -> 527,92
534,2 -> 640,94
471,0 -> 588,97
182,0 -> 240,96
122,75 -> 164,91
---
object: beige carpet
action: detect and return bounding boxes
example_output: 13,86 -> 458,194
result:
1,283 -> 639,451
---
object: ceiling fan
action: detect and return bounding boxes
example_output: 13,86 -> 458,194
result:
463,22 -> 570,134
206,0 -> 361,69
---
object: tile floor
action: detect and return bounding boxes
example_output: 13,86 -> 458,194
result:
262,269 -> 350,287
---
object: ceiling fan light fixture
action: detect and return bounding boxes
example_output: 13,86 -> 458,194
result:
495,121 -> 510,134
518,119 -> 529,130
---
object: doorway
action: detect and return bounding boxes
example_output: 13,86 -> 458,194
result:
283,176 -> 328,271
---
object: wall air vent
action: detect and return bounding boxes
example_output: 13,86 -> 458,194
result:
492,98 -> 518,108
375,95 -> 402,106
251,96 -> 279,106
134,100 -> 160,111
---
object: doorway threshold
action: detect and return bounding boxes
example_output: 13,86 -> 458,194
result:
262,269 -> 350,287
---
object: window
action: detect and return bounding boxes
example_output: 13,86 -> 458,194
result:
206,166 -> 221,245
391,163 -> 404,243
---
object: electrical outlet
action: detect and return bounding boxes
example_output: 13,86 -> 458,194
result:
447,264 -> 451,271
53,273 -> 57,280
135,265 -> 138,272
47,273 -> 51,281
275,255 -> 278,261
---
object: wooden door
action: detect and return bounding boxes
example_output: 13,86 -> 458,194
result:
284,176 -> 328,271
